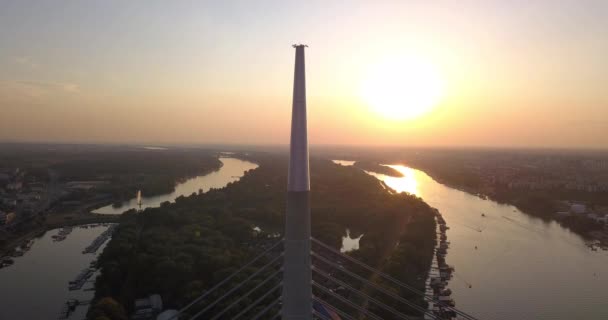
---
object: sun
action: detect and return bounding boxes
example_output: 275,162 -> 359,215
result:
361,55 -> 444,120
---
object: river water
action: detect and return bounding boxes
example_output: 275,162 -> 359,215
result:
93,158 -> 258,214
364,164 -> 608,320
0,157 -> 258,319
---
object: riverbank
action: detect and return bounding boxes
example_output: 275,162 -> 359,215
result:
55,149 -> 224,205
366,163 -> 608,320
394,162 -> 608,246
427,210 -> 457,319
353,161 -> 404,177
46,212 -> 120,229
1,212 -> 120,257
92,157 -> 259,214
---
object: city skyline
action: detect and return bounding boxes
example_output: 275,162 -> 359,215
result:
1,1 -> 607,148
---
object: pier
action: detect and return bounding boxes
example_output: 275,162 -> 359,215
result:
52,227 -> 73,242
426,209 -> 456,319
82,224 -> 117,254
57,299 -> 91,320
68,268 -> 95,291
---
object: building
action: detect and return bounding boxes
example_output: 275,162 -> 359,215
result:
6,181 -> 22,192
131,294 -> 163,320
588,213 -> 608,225
0,212 -> 16,225
570,203 -> 587,215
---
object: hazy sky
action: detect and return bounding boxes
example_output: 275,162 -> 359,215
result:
1,0 -> 607,148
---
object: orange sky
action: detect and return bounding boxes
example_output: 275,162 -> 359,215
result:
1,1 -> 607,148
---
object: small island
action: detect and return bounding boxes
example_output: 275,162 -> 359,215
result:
353,161 -> 404,177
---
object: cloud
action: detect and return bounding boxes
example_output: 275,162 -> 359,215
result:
0,80 -> 80,100
15,80 -> 80,93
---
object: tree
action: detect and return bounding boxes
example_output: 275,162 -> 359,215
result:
89,297 -> 127,320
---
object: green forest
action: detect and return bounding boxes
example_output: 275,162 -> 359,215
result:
51,149 -> 222,201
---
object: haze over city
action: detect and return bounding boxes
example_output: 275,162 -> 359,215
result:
2,0 -> 607,148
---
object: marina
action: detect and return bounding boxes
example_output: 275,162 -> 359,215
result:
426,210 -> 457,319
0,256 -> 14,268
68,266 -> 96,291
0,224 -> 111,320
83,223 -> 116,254
52,227 -> 73,242
0,238 -> 36,268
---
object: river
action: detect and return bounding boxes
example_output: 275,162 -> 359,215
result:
360,163 -> 608,320
0,157 -> 258,319
93,157 -> 258,214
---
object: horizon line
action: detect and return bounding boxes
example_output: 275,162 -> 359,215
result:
1,140 -> 607,152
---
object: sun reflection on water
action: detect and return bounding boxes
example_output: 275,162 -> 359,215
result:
370,165 -> 420,196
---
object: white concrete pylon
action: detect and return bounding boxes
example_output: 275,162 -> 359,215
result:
282,44 -> 312,320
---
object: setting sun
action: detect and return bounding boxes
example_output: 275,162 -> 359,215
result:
361,55 -> 444,120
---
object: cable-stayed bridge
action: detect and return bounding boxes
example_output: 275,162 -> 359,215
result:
166,237 -> 479,320
165,45 -> 481,320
